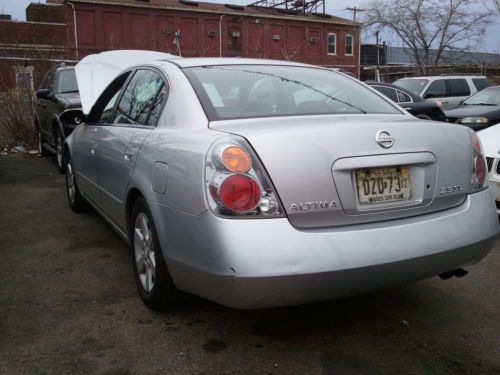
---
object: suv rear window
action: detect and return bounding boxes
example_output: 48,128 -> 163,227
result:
185,65 -> 400,121
472,78 -> 491,92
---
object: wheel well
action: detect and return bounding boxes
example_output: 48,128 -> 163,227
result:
126,188 -> 143,230
52,120 -> 60,139
63,143 -> 70,157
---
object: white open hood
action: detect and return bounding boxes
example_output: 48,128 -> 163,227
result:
75,50 -> 178,114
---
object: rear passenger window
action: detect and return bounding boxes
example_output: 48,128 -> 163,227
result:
114,69 -> 166,126
396,90 -> 412,103
447,79 -> 470,97
472,78 -> 491,92
373,86 -> 398,102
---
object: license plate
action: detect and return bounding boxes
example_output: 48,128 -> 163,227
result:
356,166 -> 411,205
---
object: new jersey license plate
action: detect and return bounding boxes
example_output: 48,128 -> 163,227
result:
356,166 -> 411,205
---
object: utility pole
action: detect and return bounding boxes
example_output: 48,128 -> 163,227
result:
345,6 -> 365,22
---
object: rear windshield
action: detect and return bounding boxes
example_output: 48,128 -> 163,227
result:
472,78 -> 492,92
56,69 -> 78,94
184,65 -> 400,121
393,79 -> 428,96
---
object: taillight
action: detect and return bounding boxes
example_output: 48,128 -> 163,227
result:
206,136 -> 283,217
469,132 -> 488,193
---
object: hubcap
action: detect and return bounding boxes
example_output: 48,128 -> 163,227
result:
38,130 -> 43,154
56,135 -> 63,167
134,213 -> 156,292
66,161 -> 76,203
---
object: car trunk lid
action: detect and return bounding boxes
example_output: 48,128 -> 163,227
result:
210,114 -> 472,228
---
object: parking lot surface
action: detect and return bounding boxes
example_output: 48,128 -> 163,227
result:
0,155 -> 499,375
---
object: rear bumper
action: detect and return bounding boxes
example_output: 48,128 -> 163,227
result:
150,189 -> 498,309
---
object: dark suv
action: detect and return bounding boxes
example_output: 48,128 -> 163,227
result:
35,65 -> 81,172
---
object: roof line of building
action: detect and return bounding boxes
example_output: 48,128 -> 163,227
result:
0,19 -> 66,26
64,0 -> 361,27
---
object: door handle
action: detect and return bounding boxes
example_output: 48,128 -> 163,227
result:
93,127 -> 99,132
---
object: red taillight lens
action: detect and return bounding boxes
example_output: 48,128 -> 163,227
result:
469,132 -> 488,193
219,174 -> 261,213
475,155 -> 487,186
206,135 -> 283,217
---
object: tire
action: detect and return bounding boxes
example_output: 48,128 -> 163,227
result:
416,114 -> 432,121
65,153 -> 88,212
37,126 -> 50,157
55,129 -> 65,174
130,197 -> 183,310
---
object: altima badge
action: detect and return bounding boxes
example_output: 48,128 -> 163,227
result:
375,130 -> 395,148
290,201 -> 337,211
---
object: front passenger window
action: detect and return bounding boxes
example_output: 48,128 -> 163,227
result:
426,80 -> 446,98
113,70 -> 165,126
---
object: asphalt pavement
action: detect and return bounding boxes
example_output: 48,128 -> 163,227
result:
0,155 -> 499,375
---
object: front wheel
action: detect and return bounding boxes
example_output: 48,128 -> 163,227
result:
37,127 -> 50,157
130,197 -> 183,310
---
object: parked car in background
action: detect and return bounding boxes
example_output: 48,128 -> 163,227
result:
63,51 -> 498,310
394,75 -> 491,109
444,86 -> 500,131
478,124 -> 500,212
35,65 -> 81,172
367,81 -> 447,121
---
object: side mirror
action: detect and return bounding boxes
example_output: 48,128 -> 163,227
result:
60,109 -> 87,126
36,89 -> 51,99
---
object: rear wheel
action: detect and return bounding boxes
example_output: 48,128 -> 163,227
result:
65,153 -> 88,212
37,127 -> 50,157
130,197 -> 183,310
55,129 -> 65,173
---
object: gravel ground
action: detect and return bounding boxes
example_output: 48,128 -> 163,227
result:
0,155 -> 499,375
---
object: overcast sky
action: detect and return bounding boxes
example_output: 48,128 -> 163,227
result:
2,0 -> 500,52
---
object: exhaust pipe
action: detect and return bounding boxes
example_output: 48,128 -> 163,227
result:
439,268 -> 469,280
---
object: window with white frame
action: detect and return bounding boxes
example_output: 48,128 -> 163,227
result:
345,34 -> 354,55
327,33 -> 336,55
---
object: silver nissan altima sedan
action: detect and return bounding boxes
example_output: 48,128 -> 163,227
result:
63,51 -> 498,309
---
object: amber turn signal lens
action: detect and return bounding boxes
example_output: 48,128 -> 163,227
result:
222,146 -> 252,173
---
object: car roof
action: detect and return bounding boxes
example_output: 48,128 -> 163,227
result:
163,57 -> 314,69
398,75 -> 487,80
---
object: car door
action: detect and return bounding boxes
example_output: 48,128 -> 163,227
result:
444,79 -> 471,108
96,68 -> 168,230
37,70 -> 54,140
423,79 -> 447,106
72,73 -> 131,205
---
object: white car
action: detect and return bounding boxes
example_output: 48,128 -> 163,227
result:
478,124 -> 500,212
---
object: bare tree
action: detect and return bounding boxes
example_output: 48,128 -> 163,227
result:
363,0 -> 492,74
492,0 -> 500,12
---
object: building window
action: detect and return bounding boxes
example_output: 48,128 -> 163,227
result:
345,34 -> 354,55
327,33 -> 336,55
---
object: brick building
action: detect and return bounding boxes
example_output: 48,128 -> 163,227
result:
0,0 -> 361,92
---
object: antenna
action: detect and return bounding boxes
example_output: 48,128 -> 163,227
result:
248,0 -> 326,16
